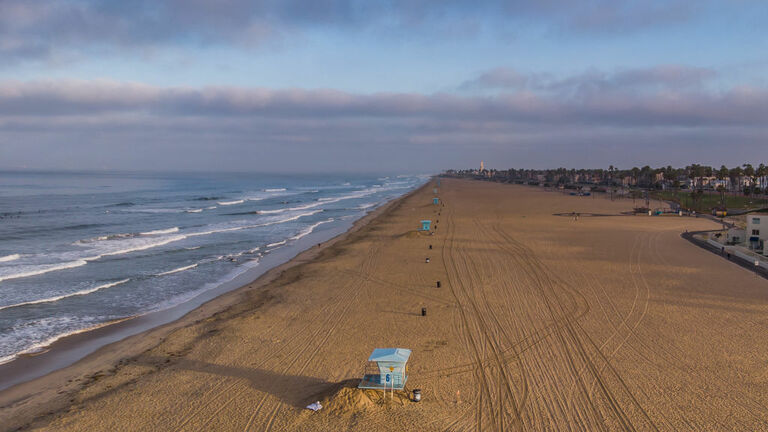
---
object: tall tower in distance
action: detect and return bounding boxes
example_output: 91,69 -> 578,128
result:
480,161 -> 484,172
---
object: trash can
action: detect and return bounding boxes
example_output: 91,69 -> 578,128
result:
413,389 -> 422,402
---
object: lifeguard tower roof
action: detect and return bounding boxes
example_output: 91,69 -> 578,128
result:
368,348 -> 411,363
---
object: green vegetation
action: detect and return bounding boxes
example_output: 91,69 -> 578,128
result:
652,190 -> 768,213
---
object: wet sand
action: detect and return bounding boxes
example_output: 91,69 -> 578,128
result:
3,178 -> 768,431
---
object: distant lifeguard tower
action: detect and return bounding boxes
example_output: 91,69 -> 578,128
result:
433,198 -> 439,205
358,348 -> 411,391
420,220 -> 432,231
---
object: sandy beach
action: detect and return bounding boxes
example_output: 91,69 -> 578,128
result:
3,178 -> 768,431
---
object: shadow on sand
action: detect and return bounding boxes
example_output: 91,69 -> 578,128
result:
140,356 -> 358,408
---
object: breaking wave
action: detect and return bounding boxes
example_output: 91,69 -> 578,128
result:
156,264 -> 198,276
140,227 -> 179,235
0,279 -> 130,311
218,200 -> 245,206
0,254 -> 20,263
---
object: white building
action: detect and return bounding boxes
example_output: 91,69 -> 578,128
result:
746,213 -> 768,255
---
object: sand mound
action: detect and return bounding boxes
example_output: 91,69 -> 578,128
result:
310,383 -> 411,417
320,387 -> 377,416
403,230 -> 423,238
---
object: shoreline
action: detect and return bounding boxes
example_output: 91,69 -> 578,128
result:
0,180 -> 429,428
5,178 -> 768,430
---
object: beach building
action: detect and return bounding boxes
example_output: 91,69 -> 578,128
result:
358,348 -> 411,391
746,213 -> 768,255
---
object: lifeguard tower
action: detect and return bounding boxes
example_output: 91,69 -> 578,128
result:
433,198 -> 439,205
358,348 -> 411,391
420,220 -> 431,231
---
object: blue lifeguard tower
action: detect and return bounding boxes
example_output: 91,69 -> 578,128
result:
359,348 -> 411,391
420,220 -> 432,231
433,197 -> 439,205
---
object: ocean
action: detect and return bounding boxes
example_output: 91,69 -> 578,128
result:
0,170 -> 428,365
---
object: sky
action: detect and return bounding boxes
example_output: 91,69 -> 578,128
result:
0,0 -> 766,173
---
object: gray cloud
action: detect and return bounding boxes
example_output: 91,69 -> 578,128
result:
0,0 -> 720,64
461,65 -> 718,93
0,78 -> 766,172
0,79 -> 764,126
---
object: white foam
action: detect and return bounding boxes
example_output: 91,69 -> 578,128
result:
157,263 -> 198,276
264,188 -> 286,192
206,206 -> 218,210
0,254 -> 20,263
289,218 -> 334,241
218,200 -> 244,206
266,240 -> 287,248
185,208 -> 203,213
83,235 -> 188,261
140,227 -> 179,235
0,260 -> 88,283
0,318 -> 130,366
0,207 -> 322,284
0,279 -> 130,311
257,208 -> 287,214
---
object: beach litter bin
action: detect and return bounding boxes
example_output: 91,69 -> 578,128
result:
412,389 -> 422,402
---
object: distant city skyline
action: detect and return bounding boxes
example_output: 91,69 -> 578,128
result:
0,0 -> 766,172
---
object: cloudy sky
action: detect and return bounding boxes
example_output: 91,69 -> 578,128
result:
0,0 -> 766,173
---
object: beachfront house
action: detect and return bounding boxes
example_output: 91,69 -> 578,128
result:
358,348 -> 411,391
746,214 -> 768,255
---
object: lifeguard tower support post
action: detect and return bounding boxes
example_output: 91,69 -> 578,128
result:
420,220 -> 432,231
358,348 -> 411,394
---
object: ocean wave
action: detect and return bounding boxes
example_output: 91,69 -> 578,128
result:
0,254 -> 20,263
193,196 -> 221,201
0,259 -> 88,283
140,227 -> 179,236
83,235 -> 188,261
188,209 -> 323,238
266,240 -> 287,248
1,209 -> 322,284
156,263 -> 198,276
218,199 -> 244,206
185,208 -> 203,213
0,279 -> 130,311
122,208 -> 181,214
264,188 -> 286,192
221,211 -> 260,216
79,233 -> 134,243
0,317 -> 132,366
289,218 -> 334,241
